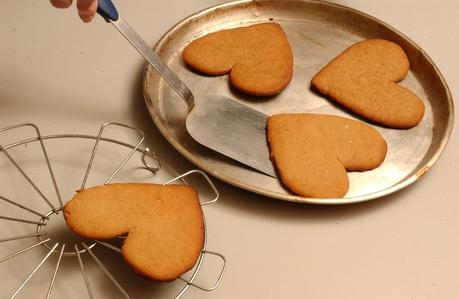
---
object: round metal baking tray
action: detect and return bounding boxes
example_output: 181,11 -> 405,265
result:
143,0 -> 454,204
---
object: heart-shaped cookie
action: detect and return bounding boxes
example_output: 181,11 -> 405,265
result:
63,183 -> 204,282
182,22 -> 293,96
311,39 -> 424,129
267,114 -> 387,198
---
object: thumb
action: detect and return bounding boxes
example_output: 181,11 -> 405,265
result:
77,0 -> 98,23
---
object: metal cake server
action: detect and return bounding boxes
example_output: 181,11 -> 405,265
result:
97,0 -> 276,177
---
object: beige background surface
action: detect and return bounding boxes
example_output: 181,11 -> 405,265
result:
0,0 -> 458,298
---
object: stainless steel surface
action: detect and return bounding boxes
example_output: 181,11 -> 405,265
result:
111,13 -> 275,176
143,0 -> 454,204
0,123 -> 226,298
186,95 -> 276,177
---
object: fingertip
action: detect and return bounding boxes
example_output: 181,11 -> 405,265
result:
77,0 -> 98,23
77,0 -> 98,11
50,0 -> 73,9
79,12 -> 96,23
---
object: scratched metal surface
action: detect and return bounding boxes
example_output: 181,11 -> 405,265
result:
143,0 -> 453,204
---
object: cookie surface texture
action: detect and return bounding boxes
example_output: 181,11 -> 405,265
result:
182,22 -> 293,96
64,183 -> 204,282
267,114 -> 388,198
311,39 -> 424,129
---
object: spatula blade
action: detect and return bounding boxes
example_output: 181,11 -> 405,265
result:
186,95 -> 276,177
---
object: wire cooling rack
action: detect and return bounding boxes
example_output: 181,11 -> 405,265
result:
0,122 -> 226,299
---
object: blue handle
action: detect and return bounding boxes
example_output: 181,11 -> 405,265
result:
97,0 -> 119,22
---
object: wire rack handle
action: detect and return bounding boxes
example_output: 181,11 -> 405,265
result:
163,170 -> 219,206
81,122 -> 145,189
180,250 -> 227,292
141,148 -> 161,173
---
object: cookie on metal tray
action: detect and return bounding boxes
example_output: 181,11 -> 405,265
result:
267,113 -> 388,198
183,22 -> 293,96
311,39 -> 424,129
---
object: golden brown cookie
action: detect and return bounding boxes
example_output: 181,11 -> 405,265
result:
63,183 -> 204,282
267,113 -> 387,198
311,39 -> 424,129
182,22 -> 293,96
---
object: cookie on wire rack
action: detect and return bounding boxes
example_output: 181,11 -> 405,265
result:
64,183 -> 204,282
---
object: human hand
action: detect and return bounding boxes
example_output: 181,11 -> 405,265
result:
50,0 -> 98,23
